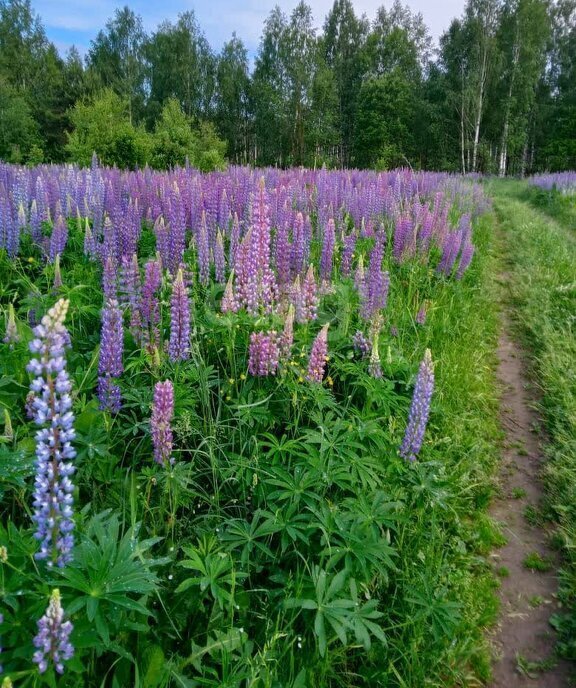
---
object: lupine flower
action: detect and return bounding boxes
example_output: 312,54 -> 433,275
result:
360,237 -> 389,320
49,215 -> 68,262
352,330 -> 371,359
27,299 -> 76,567
221,270 -> 237,313
198,212 -> 211,286
248,331 -> 279,376
279,304 -> 294,359
32,589 -> 74,674
368,336 -> 382,379
399,349 -> 434,461
456,240 -> 475,279
53,254 -> 63,291
214,230 -> 226,284
169,269 -> 190,361
83,219 -> 96,259
307,324 -> 329,383
416,305 -> 427,325
320,219 -> 335,282
3,303 -> 19,346
97,300 -> 123,412
151,380 -> 174,466
341,231 -> 356,277
297,264 -> 318,324
141,259 -> 162,351
102,254 -> 118,301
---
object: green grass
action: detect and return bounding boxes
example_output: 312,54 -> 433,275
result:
490,179 -> 576,661
523,552 -> 554,573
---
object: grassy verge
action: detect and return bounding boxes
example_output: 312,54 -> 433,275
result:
525,186 -> 576,230
490,180 -> 576,660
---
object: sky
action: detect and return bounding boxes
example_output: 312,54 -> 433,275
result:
34,0 -> 465,58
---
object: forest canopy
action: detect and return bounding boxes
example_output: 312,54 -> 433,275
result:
0,0 -> 574,173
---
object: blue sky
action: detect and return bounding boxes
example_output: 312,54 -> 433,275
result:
35,0 -> 465,58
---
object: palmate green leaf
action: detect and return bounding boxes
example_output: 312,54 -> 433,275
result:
181,628 -> 246,671
55,511 -> 161,642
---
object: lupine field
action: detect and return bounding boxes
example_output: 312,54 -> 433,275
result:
0,161 -> 515,687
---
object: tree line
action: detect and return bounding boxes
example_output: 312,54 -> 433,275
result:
0,0 -> 574,173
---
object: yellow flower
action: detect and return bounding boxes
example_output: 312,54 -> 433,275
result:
226,395 -> 231,401
27,256 -> 35,263
228,378 -> 235,385
240,373 -> 246,380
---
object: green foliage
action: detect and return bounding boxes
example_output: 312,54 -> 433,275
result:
0,78 -> 40,163
66,89 -> 151,168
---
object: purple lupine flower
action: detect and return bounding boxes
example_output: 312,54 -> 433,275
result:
437,230 -> 464,277
102,254 -> 117,301
33,589 -> 74,674
456,240 -> 475,279
320,219 -> 336,282
30,198 -> 41,243
198,212 -> 211,286
297,264 -> 318,324
248,331 -> 280,377
221,270 -> 237,313
214,230 -> 226,284
27,299 -> 76,567
279,304 -> 294,359
416,306 -> 427,325
3,303 -> 19,346
83,219 -> 97,259
151,380 -> 174,466
275,220 -> 292,288
141,259 -> 162,351
229,212 -> 240,267
393,215 -> 412,262
341,231 -> 356,277
120,253 -> 142,337
233,180 -> 278,315
49,215 -> 68,262
169,269 -> 190,361
360,236 -> 389,320
352,330 -> 371,359
306,324 -> 329,383
399,349 -> 434,461
53,254 -> 63,292
97,299 -> 123,413
291,211 -> 306,277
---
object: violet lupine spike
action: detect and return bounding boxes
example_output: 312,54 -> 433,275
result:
214,230 -> 226,284
49,215 -> 68,263
169,269 -> 190,362
248,331 -> 280,377
360,237 -> 389,320
84,220 -> 97,259
151,380 -> 174,466
33,589 -> 74,675
352,330 -> 371,359
416,306 -> 427,325
141,259 -> 162,351
279,304 -> 295,359
221,270 -> 237,313
97,299 -> 124,413
3,303 -> 19,346
393,215 -> 412,262
198,212 -> 211,286
102,255 -> 117,302
320,219 -> 336,282
291,212 -> 306,277
121,253 -> 142,337
53,254 -> 63,292
298,264 -> 318,324
27,299 -> 76,568
306,324 -> 329,383
399,349 -> 435,462
456,240 -> 475,279
275,220 -> 292,289
341,231 -> 356,277
229,212 -> 240,267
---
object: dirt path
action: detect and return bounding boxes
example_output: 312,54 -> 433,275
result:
489,280 -> 572,686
